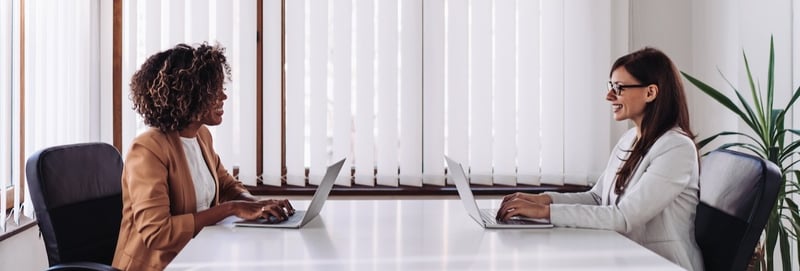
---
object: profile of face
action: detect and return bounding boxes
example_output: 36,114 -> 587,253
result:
606,66 -> 657,126
198,87 -> 227,126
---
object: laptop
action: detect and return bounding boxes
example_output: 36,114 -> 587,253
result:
234,158 -> 346,229
445,156 -> 553,229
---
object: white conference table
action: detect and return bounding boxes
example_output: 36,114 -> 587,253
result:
168,199 -> 683,271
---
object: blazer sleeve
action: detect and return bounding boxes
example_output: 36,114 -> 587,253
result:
214,154 -> 248,202
543,173 -> 604,205
124,141 -> 195,250
549,135 -> 697,233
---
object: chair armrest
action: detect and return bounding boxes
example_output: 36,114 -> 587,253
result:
46,262 -> 120,271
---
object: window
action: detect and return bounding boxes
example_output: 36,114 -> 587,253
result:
264,0 -> 622,188
1,0 -> 22,231
121,0 -> 625,190
1,0 -> 113,235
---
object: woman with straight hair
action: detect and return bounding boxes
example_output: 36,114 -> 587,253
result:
497,47 -> 703,270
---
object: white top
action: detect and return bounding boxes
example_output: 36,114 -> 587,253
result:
545,128 -> 703,271
168,199 -> 683,271
180,136 -> 216,212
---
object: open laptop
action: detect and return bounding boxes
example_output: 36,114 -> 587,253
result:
234,158 -> 345,229
445,156 -> 553,229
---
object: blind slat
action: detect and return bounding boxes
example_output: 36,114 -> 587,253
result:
331,0 -> 353,186
563,1 -> 611,186
233,0 -> 258,185
262,0 -> 282,186
284,0 -> 305,186
422,0 -> 445,186
12,0 -> 22,219
376,0 -> 399,187
492,0 -> 517,186
516,0 -> 541,185
398,0 -> 423,187
539,0 -> 565,185
308,0 -> 328,185
445,0 -> 468,185
468,0 -> 493,185
1,0 -> 9,231
353,0 -> 375,186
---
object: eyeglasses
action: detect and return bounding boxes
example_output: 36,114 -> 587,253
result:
607,81 -> 649,96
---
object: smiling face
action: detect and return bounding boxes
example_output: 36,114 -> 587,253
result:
607,66 -> 657,129
199,87 -> 227,126
178,87 -> 227,138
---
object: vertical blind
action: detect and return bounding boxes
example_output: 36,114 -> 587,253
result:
0,0 -> 101,229
0,0 -> 21,231
269,0 -> 616,188
121,0 -> 259,185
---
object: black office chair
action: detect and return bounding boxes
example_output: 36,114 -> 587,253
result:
26,142 -> 123,271
695,149 -> 781,271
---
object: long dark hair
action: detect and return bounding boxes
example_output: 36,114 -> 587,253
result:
612,47 -> 695,196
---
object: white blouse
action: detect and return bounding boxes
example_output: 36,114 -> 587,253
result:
180,136 -> 216,212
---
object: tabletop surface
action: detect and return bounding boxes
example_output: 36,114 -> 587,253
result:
168,199 -> 682,271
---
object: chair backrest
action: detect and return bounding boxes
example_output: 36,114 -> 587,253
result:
25,142 -> 123,267
695,149 -> 780,271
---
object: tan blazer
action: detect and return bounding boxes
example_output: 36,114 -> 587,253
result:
112,126 -> 247,271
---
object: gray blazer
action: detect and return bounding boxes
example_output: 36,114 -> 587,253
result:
545,128 -> 703,271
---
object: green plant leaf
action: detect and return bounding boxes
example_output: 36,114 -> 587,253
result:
767,36 -> 775,117
767,212 -> 779,271
782,159 -> 800,174
781,85 -> 800,115
698,131 -> 766,151
780,226 -> 792,271
721,70 -> 765,135
717,142 -> 766,158
743,50 -> 768,133
775,85 -> 800,133
779,140 -> 800,163
682,71 -> 759,131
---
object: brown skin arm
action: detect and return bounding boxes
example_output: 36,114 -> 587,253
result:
191,193 -> 296,235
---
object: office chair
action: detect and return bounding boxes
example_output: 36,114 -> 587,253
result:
26,142 -> 123,271
695,149 -> 780,271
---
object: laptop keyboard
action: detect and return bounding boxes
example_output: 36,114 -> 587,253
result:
481,209 -> 536,225
480,210 -> 502,224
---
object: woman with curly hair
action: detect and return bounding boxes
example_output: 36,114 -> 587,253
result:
113,43 -> 294,270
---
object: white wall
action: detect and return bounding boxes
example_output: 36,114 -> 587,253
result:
631,0 -> 795,153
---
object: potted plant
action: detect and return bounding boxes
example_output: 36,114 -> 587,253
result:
681,36 -> 800,271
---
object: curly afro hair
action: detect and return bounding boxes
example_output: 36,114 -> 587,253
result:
130,43 -> 232,132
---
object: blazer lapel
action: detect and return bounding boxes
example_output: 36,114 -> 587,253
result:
166,130 -> 198,213
195,128 -> 221,206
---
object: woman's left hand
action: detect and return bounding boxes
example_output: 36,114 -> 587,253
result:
496,197 -> 550,222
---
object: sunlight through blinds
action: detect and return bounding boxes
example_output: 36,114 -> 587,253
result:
122,0 -> 259,185
0,0 -> 13,231
280,0 -> 424,187
24,0 -> 102,219
271,0 -> 615,187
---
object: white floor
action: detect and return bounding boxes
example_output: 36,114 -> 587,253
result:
0,225 -> 48,271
